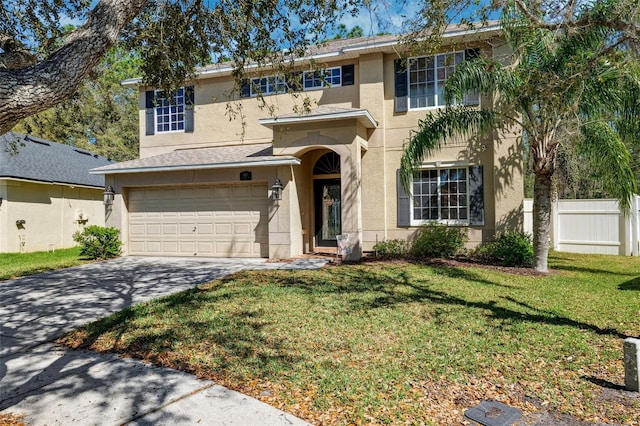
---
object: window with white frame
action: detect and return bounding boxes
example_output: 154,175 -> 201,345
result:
303,67 -> 341,90
408,51 -> 465,109
250,76 -> 287,96
412,167 -> 469,224
155,87 -> 185,133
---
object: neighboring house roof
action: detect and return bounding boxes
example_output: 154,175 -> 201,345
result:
91,144 -> 300,175
0,132 -> 113,188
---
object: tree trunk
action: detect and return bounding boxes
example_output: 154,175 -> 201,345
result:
532,172 -> 553,273
0,0 -> 150,134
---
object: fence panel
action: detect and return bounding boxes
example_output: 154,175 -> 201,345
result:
523,196 -> 640,256
555,199 -> 622,255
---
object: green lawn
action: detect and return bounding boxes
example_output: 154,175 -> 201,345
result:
0,247 -> 90,280
59,252 -> 640,424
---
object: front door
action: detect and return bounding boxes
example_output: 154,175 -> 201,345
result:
314,179 -> 341,248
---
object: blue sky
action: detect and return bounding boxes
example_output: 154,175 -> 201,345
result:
333,1 -> 425,36
60,1 -> 421,37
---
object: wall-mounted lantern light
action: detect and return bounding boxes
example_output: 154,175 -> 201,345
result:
103,186 -> 115,206
271,178 -> 283,201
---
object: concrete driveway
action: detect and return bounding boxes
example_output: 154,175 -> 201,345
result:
0,256 -> 324,425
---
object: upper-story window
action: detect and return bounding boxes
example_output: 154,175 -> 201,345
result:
250,76 -> 287,96
155,88 -> 185,133
409,51 -> 465,109
240,65 -> 354,98
303,67 -> 342,90
394,49 -> 479,113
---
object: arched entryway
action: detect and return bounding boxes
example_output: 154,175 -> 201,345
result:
313,151 -> 341,248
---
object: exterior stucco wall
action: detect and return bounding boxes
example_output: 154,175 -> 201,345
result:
0,179 -> 104,253
139,59 -> 360,158
105,165 -> 303,258
121,32 -> 523,258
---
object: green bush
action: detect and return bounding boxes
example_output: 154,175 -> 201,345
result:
410,224 -> 468,259
73,225 -> 122,260
476,231 -> 534,267
373,239 -> 410,259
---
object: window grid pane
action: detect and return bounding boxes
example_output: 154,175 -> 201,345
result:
304,67 -> 342,89
412,167 -> 469,223
155,88 -> 185,133
412,169 -> 439,221
438,168 -> 467,221
251,76 -> 287,96
409,51 -> 470,109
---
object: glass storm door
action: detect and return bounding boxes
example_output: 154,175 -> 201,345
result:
314,179 -> 341,247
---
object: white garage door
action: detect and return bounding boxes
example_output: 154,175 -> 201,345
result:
128,183 -> 268,257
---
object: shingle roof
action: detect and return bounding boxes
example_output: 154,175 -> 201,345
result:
91,144 -> 299,174
259,106 -> 377,128
124,24 -> 502,87
0,132 -> 113,188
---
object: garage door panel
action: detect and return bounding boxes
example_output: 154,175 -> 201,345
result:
162,223 -> 178,234
213,186 -> 231,198
179,223 -> 195,235
213,222 -> 232,235
129,223 -> 146,236
234,223 -> 251,235
179,242 -> 196,253
146,224 -> 162,235
148,241 -> 165,253
233,186 -> 252,197
197,223 -> 214,235
195,210 -> 214,217
128,184 -> 268,257
196,242 -> 214,254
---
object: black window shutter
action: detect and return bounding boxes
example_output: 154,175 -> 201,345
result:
463,49 -> 481,105
240,79 -> 251,98
341,64 -> 355,86
469,165 -> 485,226
394,59 -> 408,113
184,86 -> 195,132
145,90 -> 155,136
465,48 -> 481,60
397,170 -> 411,227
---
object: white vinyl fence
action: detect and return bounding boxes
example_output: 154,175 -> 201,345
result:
523,195 -> 640,256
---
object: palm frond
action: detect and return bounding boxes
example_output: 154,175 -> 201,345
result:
399,107 -> 497,193
444,58 -> 520,105
579,121 -> 637,211
502,1 -> 553,68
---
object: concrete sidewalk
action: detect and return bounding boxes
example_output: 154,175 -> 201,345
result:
0,256 -> 326,425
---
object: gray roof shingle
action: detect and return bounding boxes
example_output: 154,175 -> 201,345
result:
91,144 -> 298,174
0,132 -> 113,188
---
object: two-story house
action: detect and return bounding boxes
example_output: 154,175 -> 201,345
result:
92,24 -> 523,260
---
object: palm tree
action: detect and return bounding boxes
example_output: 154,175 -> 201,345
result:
400,3 -> 639,273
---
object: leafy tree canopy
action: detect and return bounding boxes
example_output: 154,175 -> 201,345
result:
0,0 -> 364,134
402,0 -> 640,54
14,46 -> 141,161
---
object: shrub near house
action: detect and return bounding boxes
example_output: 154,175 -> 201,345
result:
73,226 -> 122,260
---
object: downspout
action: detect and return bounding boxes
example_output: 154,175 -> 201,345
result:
61,185 -> 65,250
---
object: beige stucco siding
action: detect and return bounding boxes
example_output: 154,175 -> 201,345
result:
139,59 -> 361,158
0,179 -> 104,253
116,31 -> 524,258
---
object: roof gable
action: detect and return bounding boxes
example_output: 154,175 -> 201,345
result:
0,132 -> 113,188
